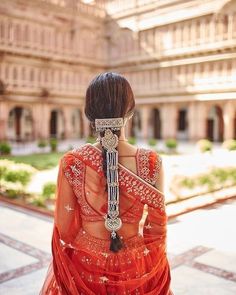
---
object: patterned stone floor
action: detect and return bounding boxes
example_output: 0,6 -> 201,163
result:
0,198 -> 235,294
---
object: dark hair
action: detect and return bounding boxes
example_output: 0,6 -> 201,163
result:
85,71 -> 135,175
85,72 -> 135,130
84,72 -> 135,252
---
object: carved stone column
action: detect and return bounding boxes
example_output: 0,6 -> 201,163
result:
228,13 -> 233,40
140,106 -> 150,139
82,112 -> 90,138
64,107 -> 73,139
188,102 -> 198,140
161,104 -> 177,139
33,104 -> 50,140
0,101 -> 8,141
223,100 -> 235,140
195,102 -> 208,140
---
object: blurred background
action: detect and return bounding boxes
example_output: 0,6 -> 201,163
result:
0,0 -> 236,294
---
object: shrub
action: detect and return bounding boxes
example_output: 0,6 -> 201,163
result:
0,142 -> 11,155
30,195 -> 46,207
148,138 -> 157,147
222,139 -> 236,151
0,160 -> 36,188
180,177 -> 196,189
86,136 -> 96,144
4,170 -> 32,186
128,137 -> 136,145
49,138 -> 58,152
37,140 -> 47,149
0,179 -> 26,199
211,168 -> 229,183
227,168 -> 236,183
0,165 -> 8,179
42,182 -> 56,199
197,174 -> 215,190
197,139 -> 212,152
165,138 -> 177,150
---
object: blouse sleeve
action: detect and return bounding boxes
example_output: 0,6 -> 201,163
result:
54,155 -> 81,243
143,153 -> 167,241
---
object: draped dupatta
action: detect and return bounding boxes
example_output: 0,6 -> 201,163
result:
40,144 -> 172,295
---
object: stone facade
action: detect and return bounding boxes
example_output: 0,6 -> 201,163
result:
0,0 -> 236,142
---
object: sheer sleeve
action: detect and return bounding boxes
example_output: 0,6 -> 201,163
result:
54,155 -> 81,243
143,153 -> 167,242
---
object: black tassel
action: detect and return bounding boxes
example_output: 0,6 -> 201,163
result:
110,232 -> 123,253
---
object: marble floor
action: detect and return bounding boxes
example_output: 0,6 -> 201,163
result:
0,198 -> 235,294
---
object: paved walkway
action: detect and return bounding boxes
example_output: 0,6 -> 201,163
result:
0,199 -> 235,294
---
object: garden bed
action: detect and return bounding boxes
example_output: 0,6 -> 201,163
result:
0,152 -> 64,170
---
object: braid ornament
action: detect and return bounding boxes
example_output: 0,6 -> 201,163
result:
95,118 -> 124,252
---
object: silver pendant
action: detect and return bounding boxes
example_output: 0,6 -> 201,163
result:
105,216 -> 122,232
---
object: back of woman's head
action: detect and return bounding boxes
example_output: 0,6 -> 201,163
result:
85,72 -> 135,123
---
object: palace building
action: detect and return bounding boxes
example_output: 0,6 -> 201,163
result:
0,0 -> 236,142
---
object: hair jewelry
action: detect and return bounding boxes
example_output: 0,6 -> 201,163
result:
95,118 -> 124,252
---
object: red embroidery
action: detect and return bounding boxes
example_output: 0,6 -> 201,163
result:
136,149 -> 162,185
61,144 -> 165,224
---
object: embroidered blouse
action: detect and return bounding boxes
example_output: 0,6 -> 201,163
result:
61,144 -> 162,224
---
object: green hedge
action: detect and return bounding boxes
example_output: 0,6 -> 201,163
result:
197,139 -> 212,152
42,182 -> 56,199
165,138 -> 177,150
0,160 -> 36,186
38,140 -> 47,148
180,167 -> 236,191
86,136 -> 96,144
49,138 -> 58,152
148,138 -> 157,147
128,137 -> 136,145
223,139 -> 236,151
0,160 -> 37,200
0,142 -> 11,155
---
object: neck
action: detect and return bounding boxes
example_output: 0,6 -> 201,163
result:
118,127 -> 127,141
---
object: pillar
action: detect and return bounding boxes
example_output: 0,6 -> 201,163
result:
223,100 -> 235,140
32,103 -> 50,140
195,102 -> 208,140
228,13 -> 233,40
188,102 -> 197,140
64,107 -> 73,139
161,104 -> 177,139
210,16 -> 215,42
82,111 -> 90,138
140,106 -> 150,139
0,101 -> 8,141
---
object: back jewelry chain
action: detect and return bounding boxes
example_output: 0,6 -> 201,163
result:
95,118 -> 124,252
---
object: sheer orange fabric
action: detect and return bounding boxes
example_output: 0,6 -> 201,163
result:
40,144 -> 173,295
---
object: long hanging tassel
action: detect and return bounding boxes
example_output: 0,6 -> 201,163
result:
99,128 -> 124,253
110,231 -> 123,253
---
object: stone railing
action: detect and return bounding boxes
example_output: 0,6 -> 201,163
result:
40,0 -> 106,18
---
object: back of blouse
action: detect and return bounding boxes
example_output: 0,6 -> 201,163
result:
54,143 -> 163,243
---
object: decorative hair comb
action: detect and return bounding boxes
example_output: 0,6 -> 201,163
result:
95,117 -> 124,132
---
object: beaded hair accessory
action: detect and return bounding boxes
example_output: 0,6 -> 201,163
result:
95,117 -> 124,252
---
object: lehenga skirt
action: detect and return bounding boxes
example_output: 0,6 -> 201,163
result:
41,228 -> 172,295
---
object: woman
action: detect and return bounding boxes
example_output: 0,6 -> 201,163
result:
40,72 -> 173,295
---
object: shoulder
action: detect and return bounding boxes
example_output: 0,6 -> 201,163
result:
137,147 -> 162,165
137,147 -> 162,185
61,144 -> 89,163
60,146 -> 87,173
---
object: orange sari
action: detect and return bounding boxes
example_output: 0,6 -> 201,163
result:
40,144 -> 172,295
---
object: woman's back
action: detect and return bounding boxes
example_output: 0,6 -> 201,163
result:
40,72 -> 172,295
83,141 -> 140,239
61,142 -> 162,241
